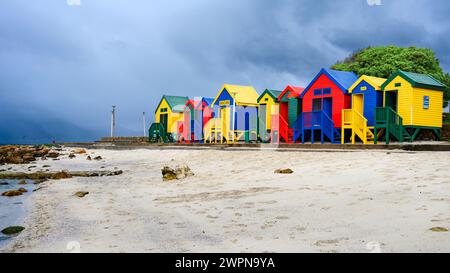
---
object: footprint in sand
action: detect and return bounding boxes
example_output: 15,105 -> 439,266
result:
276,216 -> 289,220
260,200 -> 277,205
314,237 -> 349,247
195,210 -> 207,215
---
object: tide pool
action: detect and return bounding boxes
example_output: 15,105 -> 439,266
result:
0,179 -> 35,250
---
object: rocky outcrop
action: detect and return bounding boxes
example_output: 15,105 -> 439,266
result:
0,145 -> 59,165
0,170 -> 123,181
51,171 -> 72,180
162,165 -> 194,181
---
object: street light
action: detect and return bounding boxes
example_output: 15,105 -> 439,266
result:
143,112 -> 147,137
231,91 -> 238,142
111,105 -> 116,138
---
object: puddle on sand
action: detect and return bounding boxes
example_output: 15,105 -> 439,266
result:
0,179 -> 35,250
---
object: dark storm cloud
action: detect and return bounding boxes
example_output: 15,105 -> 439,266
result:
1,0 -> 449,142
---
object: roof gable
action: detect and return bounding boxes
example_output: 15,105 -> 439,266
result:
300,69 -> 358,98
195,97 -> 214,110
155,95 -> 189,113
212,84 -> 259,106
381,70 -> 446,91
349,75 -> 386,93
258,89 -> 282,103
278,85 -> 305,101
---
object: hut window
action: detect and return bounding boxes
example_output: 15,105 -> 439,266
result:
423,96 -> 429,109
395,83 -> 402,87
314,89 -> 322,96
265,98 -> 269,102
360,86 -> 367,91
161,108 -> 168,113
323,88 -> 331,95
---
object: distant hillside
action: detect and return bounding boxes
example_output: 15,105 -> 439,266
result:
0,100 -> 101,144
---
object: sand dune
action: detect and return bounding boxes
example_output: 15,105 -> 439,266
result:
2,148 -> 450,253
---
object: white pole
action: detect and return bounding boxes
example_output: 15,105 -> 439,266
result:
143,112 -> 147,137
232,92 -> 237,135
111,105 -> 116,137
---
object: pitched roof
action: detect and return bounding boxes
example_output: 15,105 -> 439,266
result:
349,75 -> 386,93
155,95 -> 189,113
381,70 -> 447,91
195,97 -> 214,110
257,89 -> 282,103
278,85 -> 305,100
300,68 -> 358,98
212,84 -> 259,106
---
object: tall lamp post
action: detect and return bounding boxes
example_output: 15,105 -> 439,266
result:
111,105 -> 116,138
143,112 -> 147,137
231,91 -> 238,143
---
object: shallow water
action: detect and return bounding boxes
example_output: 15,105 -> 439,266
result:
0,179 -> 35,250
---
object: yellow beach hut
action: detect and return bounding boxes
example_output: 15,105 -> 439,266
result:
257,89 -> 282,142
205,84 -> 259,143
375,70 -> 446,143
149,95 -> 189,143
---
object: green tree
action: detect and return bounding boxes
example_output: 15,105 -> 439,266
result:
332,46 -> 450,106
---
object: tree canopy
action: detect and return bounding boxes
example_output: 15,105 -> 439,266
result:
332,46 -> 449,105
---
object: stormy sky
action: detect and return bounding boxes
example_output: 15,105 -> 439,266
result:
1,0 -> 449,143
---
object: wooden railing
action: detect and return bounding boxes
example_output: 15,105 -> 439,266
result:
148,123 -> 167,143
375,107 -> 404,143
342,109 -> 372,144
270,114 -> 289,143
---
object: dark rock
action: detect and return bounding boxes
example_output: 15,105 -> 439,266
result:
74,191 -> 89,198
43,165 -> 51,168
17,187 -> 28,193
1,226 -> 25,235
18,180 -> 27,185
47,152 -> 60,158
94,156 -> 103,160
274,168 -> 294,174
68,154 -> 76,159
0,182 -> 8,185
51,171 -> 72,180
2,190 -> 24,197
430,227 -> 448,232
86,156 -> 92,161
162,166 -> 177,181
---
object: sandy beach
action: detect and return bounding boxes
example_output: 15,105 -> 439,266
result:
1,147 -> 450,253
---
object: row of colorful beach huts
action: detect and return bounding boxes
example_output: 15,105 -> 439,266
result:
149,69 -> 446,144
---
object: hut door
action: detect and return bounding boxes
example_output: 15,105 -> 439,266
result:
259,104 -> 267,131
353,94 -> 364,115
220,107 -> 230,136
184,109 -> 190,140
385,92 -> 398,112
160,114 -> 168,132
323,98 -> 332,117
